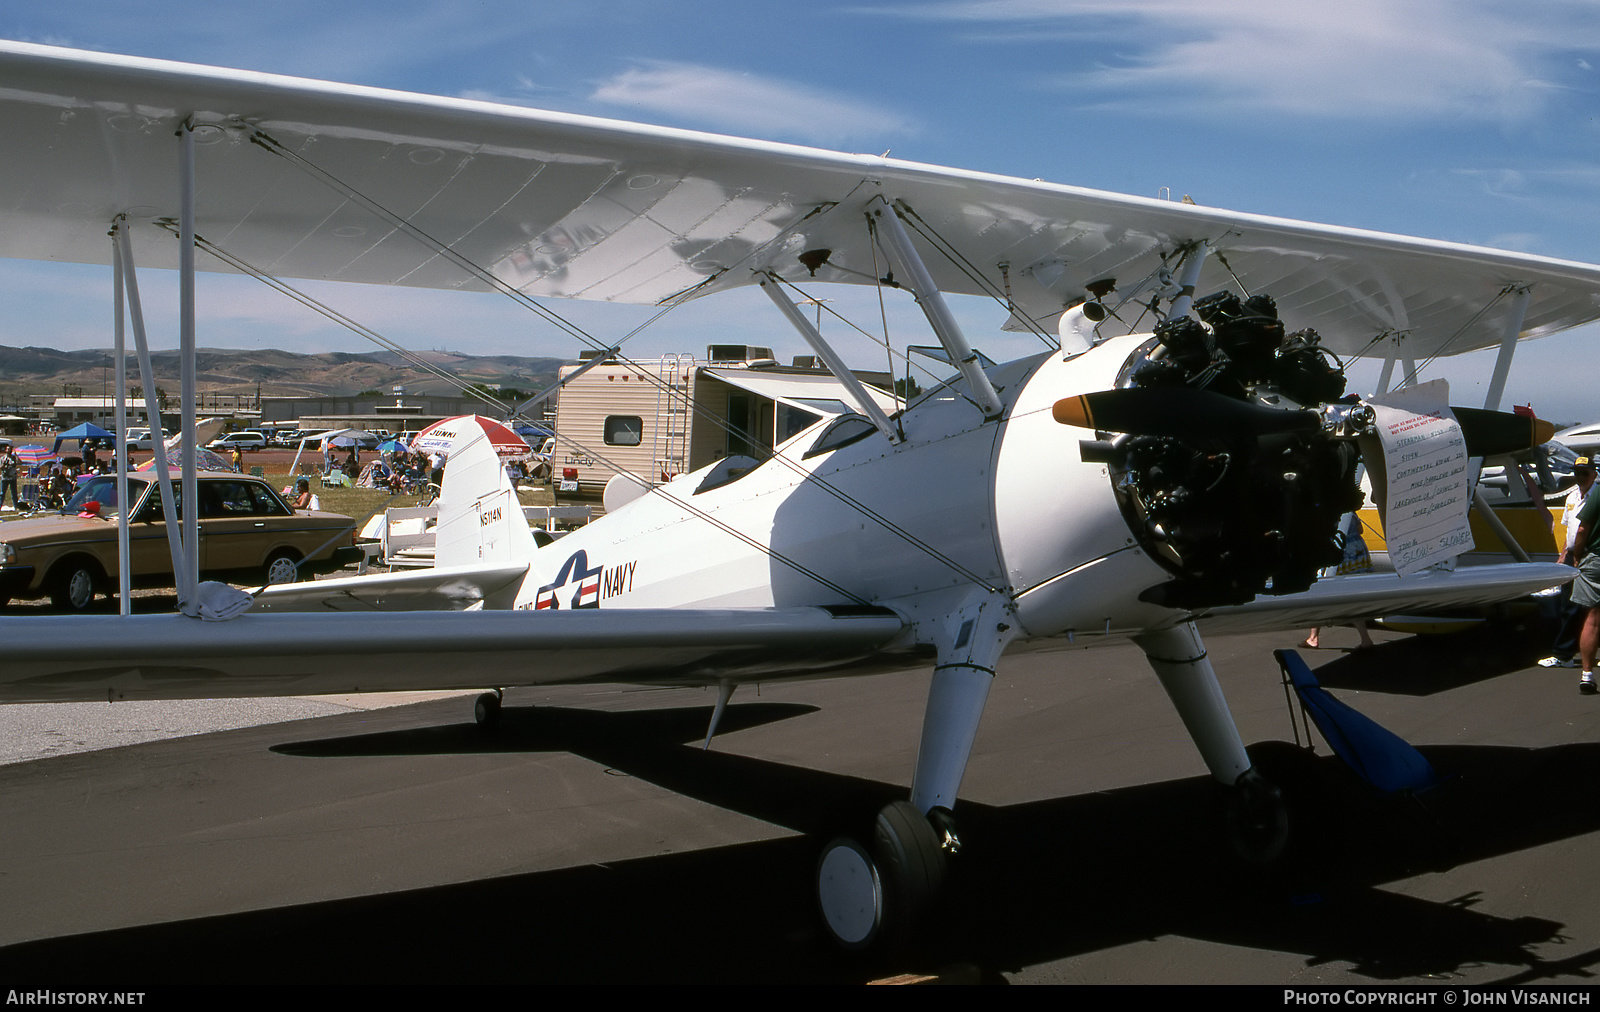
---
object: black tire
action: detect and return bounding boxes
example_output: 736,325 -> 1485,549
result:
1226,767 -> 1289,864
47,558 -> 101,612
871,801 -> 947,949
262,550 -> 303,586
474,691 -> 502,728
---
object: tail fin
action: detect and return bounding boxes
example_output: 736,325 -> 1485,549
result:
433,419 -> 539,570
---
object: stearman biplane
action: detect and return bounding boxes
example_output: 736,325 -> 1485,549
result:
0,42 -> 1596,950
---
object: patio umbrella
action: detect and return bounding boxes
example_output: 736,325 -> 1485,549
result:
413,415 -> 531,460
14,445 -> 57,468
376,439 -> 407,454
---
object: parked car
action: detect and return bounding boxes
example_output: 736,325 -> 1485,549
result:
207,432 -> 268,452
0,471 -> 362,611
124,427 -> 155,452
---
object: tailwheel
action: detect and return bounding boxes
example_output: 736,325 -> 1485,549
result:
817,801 -> 948,951
474,690 -> 503,728
1226,767 -> 1289,864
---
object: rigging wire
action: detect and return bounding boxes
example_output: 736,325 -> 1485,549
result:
166,224 -> 517,415
217,142 -> 1012,594
1407,286 -> 1516,381
893,203 -> 1057,349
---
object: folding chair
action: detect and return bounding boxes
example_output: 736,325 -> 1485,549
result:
1275,648 -> 1440,796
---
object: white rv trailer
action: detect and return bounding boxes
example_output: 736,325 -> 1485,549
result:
551,345 -> 900,495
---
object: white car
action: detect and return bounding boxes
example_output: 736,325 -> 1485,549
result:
124,427 -> 155,451
207,432 -> 268,452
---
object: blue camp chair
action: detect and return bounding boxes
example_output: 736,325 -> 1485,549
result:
1274,648 -> 1441,797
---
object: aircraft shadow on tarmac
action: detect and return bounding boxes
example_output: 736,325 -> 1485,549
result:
1313,617 -> 1556,696
7,703 -> 1600,984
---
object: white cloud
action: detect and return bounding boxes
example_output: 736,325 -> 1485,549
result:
587,61 -> 917,145
871,0 -> 1600,122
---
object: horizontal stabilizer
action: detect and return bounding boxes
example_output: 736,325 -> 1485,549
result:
252,563 -> 530,612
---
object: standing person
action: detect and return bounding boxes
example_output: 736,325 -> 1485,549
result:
0,445 -> 16,510
1564,467 -> 1600,694
1540,456 -> 1598,669
343,446 -> 359,480
230,445 -> 244,473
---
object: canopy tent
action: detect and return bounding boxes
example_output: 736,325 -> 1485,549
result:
53,422 -> 115,451
288,427 -> 377,476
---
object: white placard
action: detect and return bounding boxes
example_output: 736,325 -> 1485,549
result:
1367,379 -> 1473,576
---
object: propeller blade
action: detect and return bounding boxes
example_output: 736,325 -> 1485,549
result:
1452,407 -> 1556,458
1053,387 -> 1319,438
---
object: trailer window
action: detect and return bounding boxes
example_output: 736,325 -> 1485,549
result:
604,415 -> 643,446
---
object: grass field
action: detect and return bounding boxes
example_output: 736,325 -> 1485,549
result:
261,471 -> 557,531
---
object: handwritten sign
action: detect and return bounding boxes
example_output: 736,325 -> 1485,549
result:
1367,380 -> 1473,576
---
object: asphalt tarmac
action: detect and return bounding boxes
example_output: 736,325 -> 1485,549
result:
1,619 -> 1598,985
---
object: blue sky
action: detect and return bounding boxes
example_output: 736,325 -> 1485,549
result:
3,1 -> 1600,420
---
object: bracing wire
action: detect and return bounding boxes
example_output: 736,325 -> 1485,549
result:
226,139 -> 1011,595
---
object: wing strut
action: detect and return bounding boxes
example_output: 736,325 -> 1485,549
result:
1484,287 -> 1531,412
177,121 -> 200,604
111,229 -> 131,615
112,221 -> 198,614
759,276 -> 903,444
1165,242 -> 1210,321
868,198 -> 1005,419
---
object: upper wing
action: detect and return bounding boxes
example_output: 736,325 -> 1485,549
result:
1195,562 -> 1572,636
4,42 -> 1600,360
0,607 -> 910,704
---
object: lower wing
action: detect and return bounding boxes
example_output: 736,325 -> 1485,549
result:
0,607 -> 909,703
1195,562 -> 1571,635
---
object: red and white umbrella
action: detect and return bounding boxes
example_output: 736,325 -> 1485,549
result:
412,415 -> 530,460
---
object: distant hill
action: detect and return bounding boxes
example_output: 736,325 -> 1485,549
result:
0,346 -> 569,402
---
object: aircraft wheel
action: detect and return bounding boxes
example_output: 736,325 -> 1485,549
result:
474,691 -> 502,728
873,801 -> 947,942
1226,767 -> 1289,864
817,801 -> 948,951
817,836 -> 882,950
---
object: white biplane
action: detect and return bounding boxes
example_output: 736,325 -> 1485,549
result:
1,42 -> 1596,950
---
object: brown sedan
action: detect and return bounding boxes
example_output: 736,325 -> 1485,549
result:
0,471 -> 361,611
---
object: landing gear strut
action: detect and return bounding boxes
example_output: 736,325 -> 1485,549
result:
817,589 -> 1012,951
1135,622 -> 1290,863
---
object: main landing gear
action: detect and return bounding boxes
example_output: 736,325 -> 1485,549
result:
815,614 -> 1287,952
817,590 -> 1012,951
1134,621 -> 1289,863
